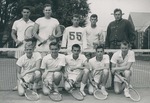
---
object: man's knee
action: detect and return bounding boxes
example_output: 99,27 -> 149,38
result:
124,70 -> 131,77
84,68 -> 90,74
54,72 -> 62,79
64,81 -> 71,91
34,70 -> 41,79
103,69 -> 109,75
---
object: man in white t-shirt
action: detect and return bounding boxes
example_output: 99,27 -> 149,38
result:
11,6 -> 34,59
88,45 -> 109,96
16,42 -> 42,96
111,40 -> 135,98
85,14 -> 104,49
41,42 -> 65,95
33,4 -> 61,54
61,14 -> 87,54
64,44 -> 89,96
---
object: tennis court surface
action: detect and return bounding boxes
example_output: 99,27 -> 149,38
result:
0,49 -> 150,103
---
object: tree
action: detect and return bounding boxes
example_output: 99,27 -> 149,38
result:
0,0 -> 90,47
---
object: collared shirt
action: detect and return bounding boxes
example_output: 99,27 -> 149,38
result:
35,17 -> 59,51
12,18 -> 34,41
111,50 -> 135,67
16,52 -> 42,73
41,53 -> 65,71
105,19 -> 136,48
65,54 -> 87,73
61,26 -> 87,51
85,25 -> 104,49
89,54 -> 110,73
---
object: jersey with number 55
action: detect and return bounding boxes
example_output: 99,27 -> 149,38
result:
61,26 -> 87,50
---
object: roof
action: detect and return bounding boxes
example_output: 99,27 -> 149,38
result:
128,12 -> 150,31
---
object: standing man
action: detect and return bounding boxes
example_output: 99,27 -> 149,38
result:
41,42 -> 65,95
16,42 -> 42,96
88,45 -> 109,96
85,14 -> 104,49
11,6 -> 34,59
111,40 -> 135,97
105,8 -> 136,49
11,6 -> 34,91
61,14 -> 87,54
64,44 -> 89,96
33,4 -> 61,56
105,8 -> 136,89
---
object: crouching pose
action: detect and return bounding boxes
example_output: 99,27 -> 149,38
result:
88,45 -> 109,96
41,42 -> 65,95
16,42 -> 42,96
64,44 -> 90,96
111,40 -> 135,97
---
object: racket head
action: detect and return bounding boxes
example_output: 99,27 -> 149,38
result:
70,88 -> 84,101
129,88 -> 141,102
93,89 -> 107,100
53,25 -> 65,38
24,26 -> 34,41
25,89 -> 40,101
48,92 -> 62,102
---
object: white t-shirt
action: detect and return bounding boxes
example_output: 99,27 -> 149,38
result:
35,17 -> 59,51
61,26 -> 87,51
89,54 -> 110,73
16,52 -> 42,74
65,54 -> 87,74
12,18 -> 34,48
85,25 -> 104,49
41,54 -> 65,71
111,50 -> 135,67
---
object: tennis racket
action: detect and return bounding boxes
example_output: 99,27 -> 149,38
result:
115,72 -> 141,102
66,79 -> 84,101
16,26 -> 34,48
21,78 -> 40,101
43,72 -> 63,102
38,25 -> 65,46
90,70 -> 108,100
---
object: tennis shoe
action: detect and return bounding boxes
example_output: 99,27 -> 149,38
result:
124,88 -> 131,98
101,86 -> 108,96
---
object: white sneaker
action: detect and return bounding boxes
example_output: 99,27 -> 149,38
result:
124,88 -> 131,98
101,86 -> 108,96
80,90 -> 86,96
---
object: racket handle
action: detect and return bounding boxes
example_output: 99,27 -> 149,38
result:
38,42 -> 43,46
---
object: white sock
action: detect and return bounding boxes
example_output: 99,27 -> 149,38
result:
80,82 -> 86,96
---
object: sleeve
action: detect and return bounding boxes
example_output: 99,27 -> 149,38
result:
82,29 -> 87,49
105,24 -> 111,48
61,28 -> 68,48
127,20 -> 136,44
57,55 -> 66,67
40,57 -> 47,69
104,55 -> 110,64
110,53 -> 117,64
35,18 -> 40,25
12,21 -> 17,31
35,52 -> 42,61
128,51 -> 135,62
16,57 -> 23,67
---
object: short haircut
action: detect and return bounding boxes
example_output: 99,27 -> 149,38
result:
49,42 -> 59,48
22,6 -> 31,12
121,40 -> 130,47
72,44 -> 81,50
95,45 -> 104,51
72,14 -> 80,19
90,14 -> 98,19
114,8 -> 122,14
43,4 -> 52,9
25,41 -> 34,49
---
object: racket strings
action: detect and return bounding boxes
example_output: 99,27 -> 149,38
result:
129,89 -> 140,101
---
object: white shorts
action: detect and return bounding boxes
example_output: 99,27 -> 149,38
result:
114,69 -> 133,83
44,72 -> 54,84
67,71 -> 80,82
23,73 -> 34,83
93,71 -> 102,83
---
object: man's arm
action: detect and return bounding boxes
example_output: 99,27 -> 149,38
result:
11,29 -> 22,45
105,24 -> 111,48
32,23 -> 45,43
